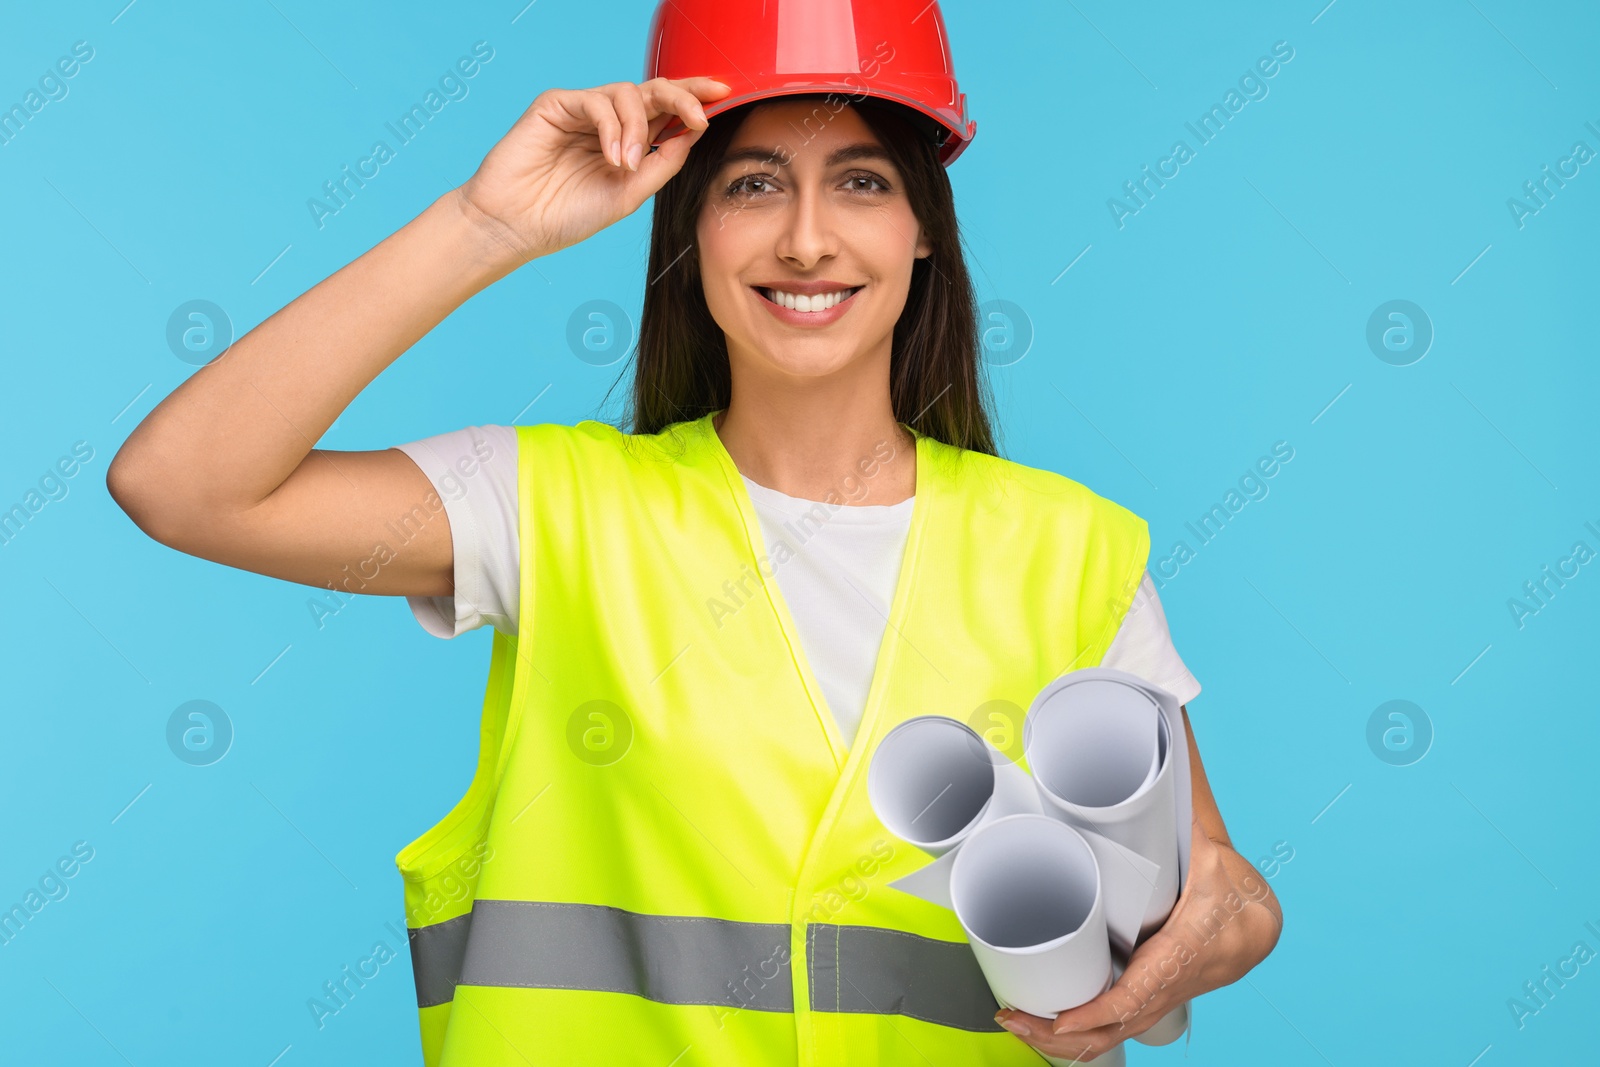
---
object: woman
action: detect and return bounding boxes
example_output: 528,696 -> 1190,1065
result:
107,2 -> 1280,1063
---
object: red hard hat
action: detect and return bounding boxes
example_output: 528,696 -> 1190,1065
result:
644,0 -> 977,167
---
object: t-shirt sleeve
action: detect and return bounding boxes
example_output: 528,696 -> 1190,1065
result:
391,424 -> 521,639
1099,570 -> 1201,706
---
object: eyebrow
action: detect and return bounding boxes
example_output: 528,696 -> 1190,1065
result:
715,142 -> 893,172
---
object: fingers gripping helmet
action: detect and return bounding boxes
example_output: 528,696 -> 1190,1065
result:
644,0 -> 977,167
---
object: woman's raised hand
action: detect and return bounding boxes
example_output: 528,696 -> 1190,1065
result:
456,77 -> 732,269
110,81 -> 738,599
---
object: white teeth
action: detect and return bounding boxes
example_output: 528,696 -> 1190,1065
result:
762,287 -> 858,312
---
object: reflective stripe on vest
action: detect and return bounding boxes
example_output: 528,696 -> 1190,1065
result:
392,410 -> 1149,1066
805,921 -> 1002,1032
410,911 -> 471,1009
407,901 -> 1003,1031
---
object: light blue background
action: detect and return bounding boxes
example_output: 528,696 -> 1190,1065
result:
2,1 -> 1596,1064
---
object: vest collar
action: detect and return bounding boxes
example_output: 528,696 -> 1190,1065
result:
686,407 -> 938,770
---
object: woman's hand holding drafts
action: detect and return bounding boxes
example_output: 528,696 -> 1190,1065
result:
455,76 -> 731,269
994,713 -> 1285,1063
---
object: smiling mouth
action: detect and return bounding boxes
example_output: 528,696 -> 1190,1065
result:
753,286 -> 864,313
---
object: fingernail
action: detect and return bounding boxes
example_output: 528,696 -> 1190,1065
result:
626,142 -> 643,170
998,1016 -> 1029,1036
610,140 -> 622,167
1052,1020 -> 1080,1035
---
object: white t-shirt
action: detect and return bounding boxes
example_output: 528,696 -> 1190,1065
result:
394,425 -> 1201,748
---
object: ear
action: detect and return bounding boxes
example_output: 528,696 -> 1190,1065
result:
914,229 -> 933,259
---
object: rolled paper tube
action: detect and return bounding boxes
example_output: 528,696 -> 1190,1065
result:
948,815 -> 1127,1067
1023,964 -> 1128,1067
870,679 -> 1196,1058
867,712 -> 1041,847
1024,671 -> 1187,942
870,715 -> 1043,909
1028,667 -> 1196,1045
1066,667 -> 1196,904
948,815 -> 1110,1019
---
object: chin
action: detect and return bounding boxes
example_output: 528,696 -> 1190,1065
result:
747,339 -> 866,379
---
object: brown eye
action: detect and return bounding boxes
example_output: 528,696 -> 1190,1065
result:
726,173 -> 778,198
844,171 -> 890,193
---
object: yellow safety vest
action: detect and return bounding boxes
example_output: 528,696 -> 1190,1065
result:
395,409 -> 1150,1066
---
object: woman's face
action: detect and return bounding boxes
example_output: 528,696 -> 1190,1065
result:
695,100 -> 932,382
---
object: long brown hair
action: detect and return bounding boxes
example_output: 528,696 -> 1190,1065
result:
600,92 -> 999,456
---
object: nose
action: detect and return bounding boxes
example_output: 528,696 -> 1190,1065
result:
772,181 -> 840,270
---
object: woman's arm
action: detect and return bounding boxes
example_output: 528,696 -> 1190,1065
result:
996,706 -> 1285,1061
106,77 -> 728,597
107,191 -> 513,597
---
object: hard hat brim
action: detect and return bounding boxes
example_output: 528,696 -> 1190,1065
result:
650,84 -> 976,167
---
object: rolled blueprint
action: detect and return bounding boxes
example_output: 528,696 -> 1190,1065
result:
1026,674 -> 1177,942
949,813 -> 1125,1067
867,714 -> 1041,908
1023,667 -> 1195,1047
866,669 -> 1197,1060
865,717 -> 1134,1065
949,814 -> 1110,1015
